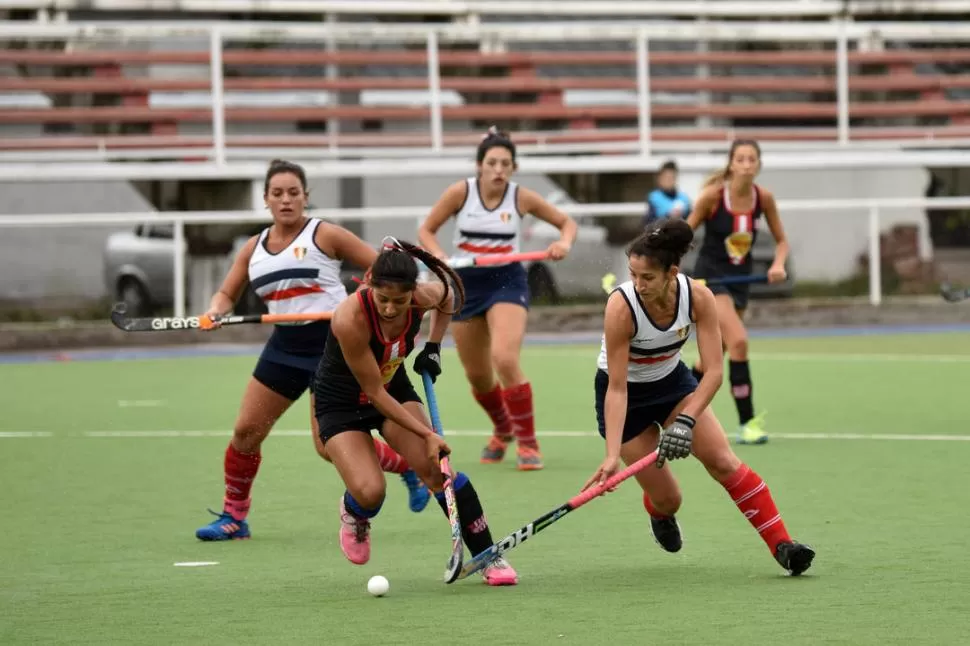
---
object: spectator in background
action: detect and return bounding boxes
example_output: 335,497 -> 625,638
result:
644,160 -> 692,226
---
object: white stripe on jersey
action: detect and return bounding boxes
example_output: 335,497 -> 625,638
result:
452,177 -> 521,263
596,274 -> 694,382
248,218 -> 346,322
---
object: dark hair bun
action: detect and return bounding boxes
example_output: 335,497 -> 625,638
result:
626,217 -> 694,270
476,125 -> 516,163
649,218 -> 693,257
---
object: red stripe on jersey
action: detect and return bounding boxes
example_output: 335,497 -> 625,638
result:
630,351 -> 677,365
458,241 -> 514,254
261,285 -> 324,301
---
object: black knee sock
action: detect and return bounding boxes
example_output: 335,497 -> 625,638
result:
434,472 -> 494,556
729,360 -> 754,425
690,365 -> 704,383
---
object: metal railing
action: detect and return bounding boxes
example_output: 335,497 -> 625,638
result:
4,0 -> 966,20
1,194 -> 961,315
5,18 -> 970,174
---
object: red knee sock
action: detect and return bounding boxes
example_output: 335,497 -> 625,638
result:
223,443 -> 261,521
721,463 -> 792,553
504,382 -> 537,449
642,494 -> 671,520
373,438 -> 409,474
474,385 -> 513,441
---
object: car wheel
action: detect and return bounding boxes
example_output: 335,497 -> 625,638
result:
118,278 -> 151,317
528,263 -> 560,305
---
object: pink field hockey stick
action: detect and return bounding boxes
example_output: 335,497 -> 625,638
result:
446,250 -> 551,269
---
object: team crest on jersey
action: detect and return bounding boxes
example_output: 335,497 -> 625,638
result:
380,358 -> 404,384
677,324 -> 691,339
293,247 -> 307,261
724,232 -> 753,265
500,211 -> 511,223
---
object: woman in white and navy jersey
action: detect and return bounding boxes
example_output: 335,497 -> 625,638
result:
585,218 -> 814,577
194,160 -> 430,543
418,127 -> 577,471
687,140 -> 791,445
313,239 -> 519,586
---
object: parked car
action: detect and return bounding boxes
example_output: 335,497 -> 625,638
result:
519,216 -> 618,303
103,224 -> 360,316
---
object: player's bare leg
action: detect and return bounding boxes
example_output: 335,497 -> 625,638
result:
196,378 -> 291,541
452,318 -> 515,464
487,303 -> 542,470
311,395 -> 429,513
622,427 -> 684,552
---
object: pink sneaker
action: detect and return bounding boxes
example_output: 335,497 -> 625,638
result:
338,496 -> 371,565
482,556 -> 518,586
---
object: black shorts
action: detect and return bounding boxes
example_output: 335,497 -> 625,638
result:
252,358 -> 316,401
691,257 -> 751,311
315,368 -> 423,443
453,263 -> 529,321
251,321 -> 329,400
594,362 -> 698,445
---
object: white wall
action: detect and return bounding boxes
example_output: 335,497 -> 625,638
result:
677,166 -> 930,281
0,181 -> 154,301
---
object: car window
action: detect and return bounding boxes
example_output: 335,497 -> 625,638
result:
145,224 -> 174,239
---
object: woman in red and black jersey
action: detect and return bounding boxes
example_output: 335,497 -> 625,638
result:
687,140 -> 791,446
313,238 -> 519,586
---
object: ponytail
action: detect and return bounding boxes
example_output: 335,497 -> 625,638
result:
703,167 -> 730,188
371,237 -> 466,315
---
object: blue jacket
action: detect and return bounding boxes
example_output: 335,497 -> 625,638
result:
644,188 -> 692,225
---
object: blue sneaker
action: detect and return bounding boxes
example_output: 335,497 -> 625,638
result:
195,509 -> 251,541
400,470 -> 430,513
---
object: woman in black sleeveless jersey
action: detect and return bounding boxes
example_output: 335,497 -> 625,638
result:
686,140 -> 791,446
313,238 -> 519,586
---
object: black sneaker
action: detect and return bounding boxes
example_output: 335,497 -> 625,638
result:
774,541 -> 815,576
650,516 -> 683,553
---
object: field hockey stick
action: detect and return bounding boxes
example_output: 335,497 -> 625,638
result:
600,273 -> 768,294
451,449 -> 659,583
109,302 -> 332,332
420,371 -> 465,584
447,250 -> 551,269
940,282 -> 970,303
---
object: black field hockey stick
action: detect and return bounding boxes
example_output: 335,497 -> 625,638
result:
109,302 -> 332,332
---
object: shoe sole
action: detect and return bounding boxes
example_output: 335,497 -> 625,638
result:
196,533 -> 250,541
408,497 -> 431,513
650,518 -> 683,553
516,462 -> 544,471
480,456 -> 505,464
736,436 -> 769,445
786,547 -> 816,576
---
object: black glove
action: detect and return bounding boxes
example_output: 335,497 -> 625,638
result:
413,342 -> 442,383
657,414 -> 694,468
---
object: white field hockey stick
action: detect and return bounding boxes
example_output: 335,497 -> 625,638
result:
420,371 -> 464,584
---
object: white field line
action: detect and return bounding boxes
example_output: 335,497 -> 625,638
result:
2,429 -> 970,442
525,348 -> 970,363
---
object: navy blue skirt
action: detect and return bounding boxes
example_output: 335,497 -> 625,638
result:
594,362 -> 698,444
453,263 -> 529,322
252,320 -> 330,401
